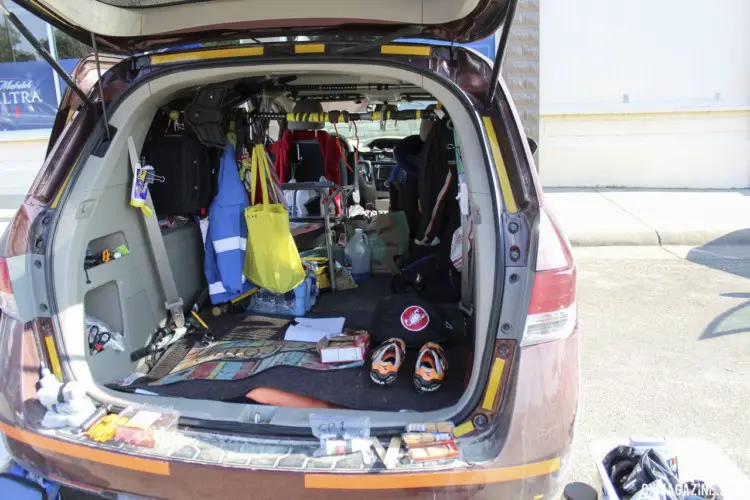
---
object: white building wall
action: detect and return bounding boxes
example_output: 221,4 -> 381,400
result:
539,0 -> 750,188
0,134 -> 47,236
0,134 -> 48,196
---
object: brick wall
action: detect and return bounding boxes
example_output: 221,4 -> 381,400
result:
501,0 -> 540,143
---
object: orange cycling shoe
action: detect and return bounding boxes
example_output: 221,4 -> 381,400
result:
414,342 -> 447,393
370,338 -> 406,387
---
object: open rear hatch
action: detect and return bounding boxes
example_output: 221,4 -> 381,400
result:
14,0 -> 511,52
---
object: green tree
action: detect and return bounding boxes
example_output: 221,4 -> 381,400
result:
38,31 -> 91,60
0,20 -> 37,62
52,30 -> 90,59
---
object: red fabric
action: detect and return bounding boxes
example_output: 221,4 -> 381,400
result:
246,388 -> 340,408
268,129 -> 344,213
268,129 -> 342,184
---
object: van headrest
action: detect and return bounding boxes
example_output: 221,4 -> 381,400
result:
419,104 -> 437,141
419,119 -> 435,141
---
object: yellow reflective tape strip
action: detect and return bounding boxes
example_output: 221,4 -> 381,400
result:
287,113 -> 328,123
534,495 -> 545,500
50,153 -> 79,209
415,110 -> 422,119
381,45 -> 431,56
483,116 -> 518,213
453,420 -> 475,438
482,358 -> 506,411
151,46 -> 264,64
295,44 -> 325,54
44,336 -> 62,380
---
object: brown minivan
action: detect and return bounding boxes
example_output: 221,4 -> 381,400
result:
0,1 -> 579,498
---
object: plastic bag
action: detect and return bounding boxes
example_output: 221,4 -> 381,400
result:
346,211 -> 409,274
86,314 -> 125,355
621,449 -> 680,499
284,178 -> 314,218
38,369 -> 97,429
310,414 -> 373,460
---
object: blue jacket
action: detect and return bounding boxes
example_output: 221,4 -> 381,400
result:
205,143 -> 255,304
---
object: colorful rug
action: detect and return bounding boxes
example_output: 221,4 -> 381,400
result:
149,340 -> 362,386
205,314 -> 290,341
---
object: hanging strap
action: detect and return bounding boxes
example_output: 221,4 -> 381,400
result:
453,130 -> 473,315
127,136 -> 185,328
250,144 -> 271,206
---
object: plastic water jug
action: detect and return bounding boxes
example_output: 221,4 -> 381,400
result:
346,228 -> 371,283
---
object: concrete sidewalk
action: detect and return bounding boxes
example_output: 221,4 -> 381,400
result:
545,188 -> 750,247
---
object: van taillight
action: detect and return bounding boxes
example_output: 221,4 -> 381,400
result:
1,206 -> 31,322
522,209 -> 577,346
0,256 -> 20,320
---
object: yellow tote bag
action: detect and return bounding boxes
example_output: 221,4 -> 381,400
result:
243,144 -> 305,294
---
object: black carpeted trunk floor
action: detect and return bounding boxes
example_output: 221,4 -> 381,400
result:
307,275 -> 394,329
129,343 -> 468,412
120,277 -> 470,412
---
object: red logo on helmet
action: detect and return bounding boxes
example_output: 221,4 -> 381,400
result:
401,305 -> 430,332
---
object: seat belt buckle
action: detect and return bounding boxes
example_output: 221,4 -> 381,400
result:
166,298 -> 185,328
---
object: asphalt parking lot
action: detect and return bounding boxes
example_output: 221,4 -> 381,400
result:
567,245 -> 750,489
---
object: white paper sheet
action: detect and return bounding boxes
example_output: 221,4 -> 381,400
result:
294,317 -> 345,334
283,325 -> 331,343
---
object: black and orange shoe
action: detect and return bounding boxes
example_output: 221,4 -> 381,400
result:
414,342 -> 447,393
370,338 -> 406,387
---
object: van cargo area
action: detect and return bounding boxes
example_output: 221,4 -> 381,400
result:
49,64 -> 502,428
0,2 -> 579,497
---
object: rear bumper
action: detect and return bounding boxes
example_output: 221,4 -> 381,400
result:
3,429 -> 561,499
0,317 -> 579,499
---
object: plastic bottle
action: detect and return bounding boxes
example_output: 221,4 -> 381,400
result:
308,272 -> 318,308
248,285 -> 311,316
346,228 -> 372,283
249,289 -> 292,315
293,280 -> 307,316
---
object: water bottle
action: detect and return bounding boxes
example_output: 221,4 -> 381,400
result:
346,228 -> 372,284
248,289 -> 273,314
249,289 -> 294,315
306,272 -> 317,309
293,280 -> 307,316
